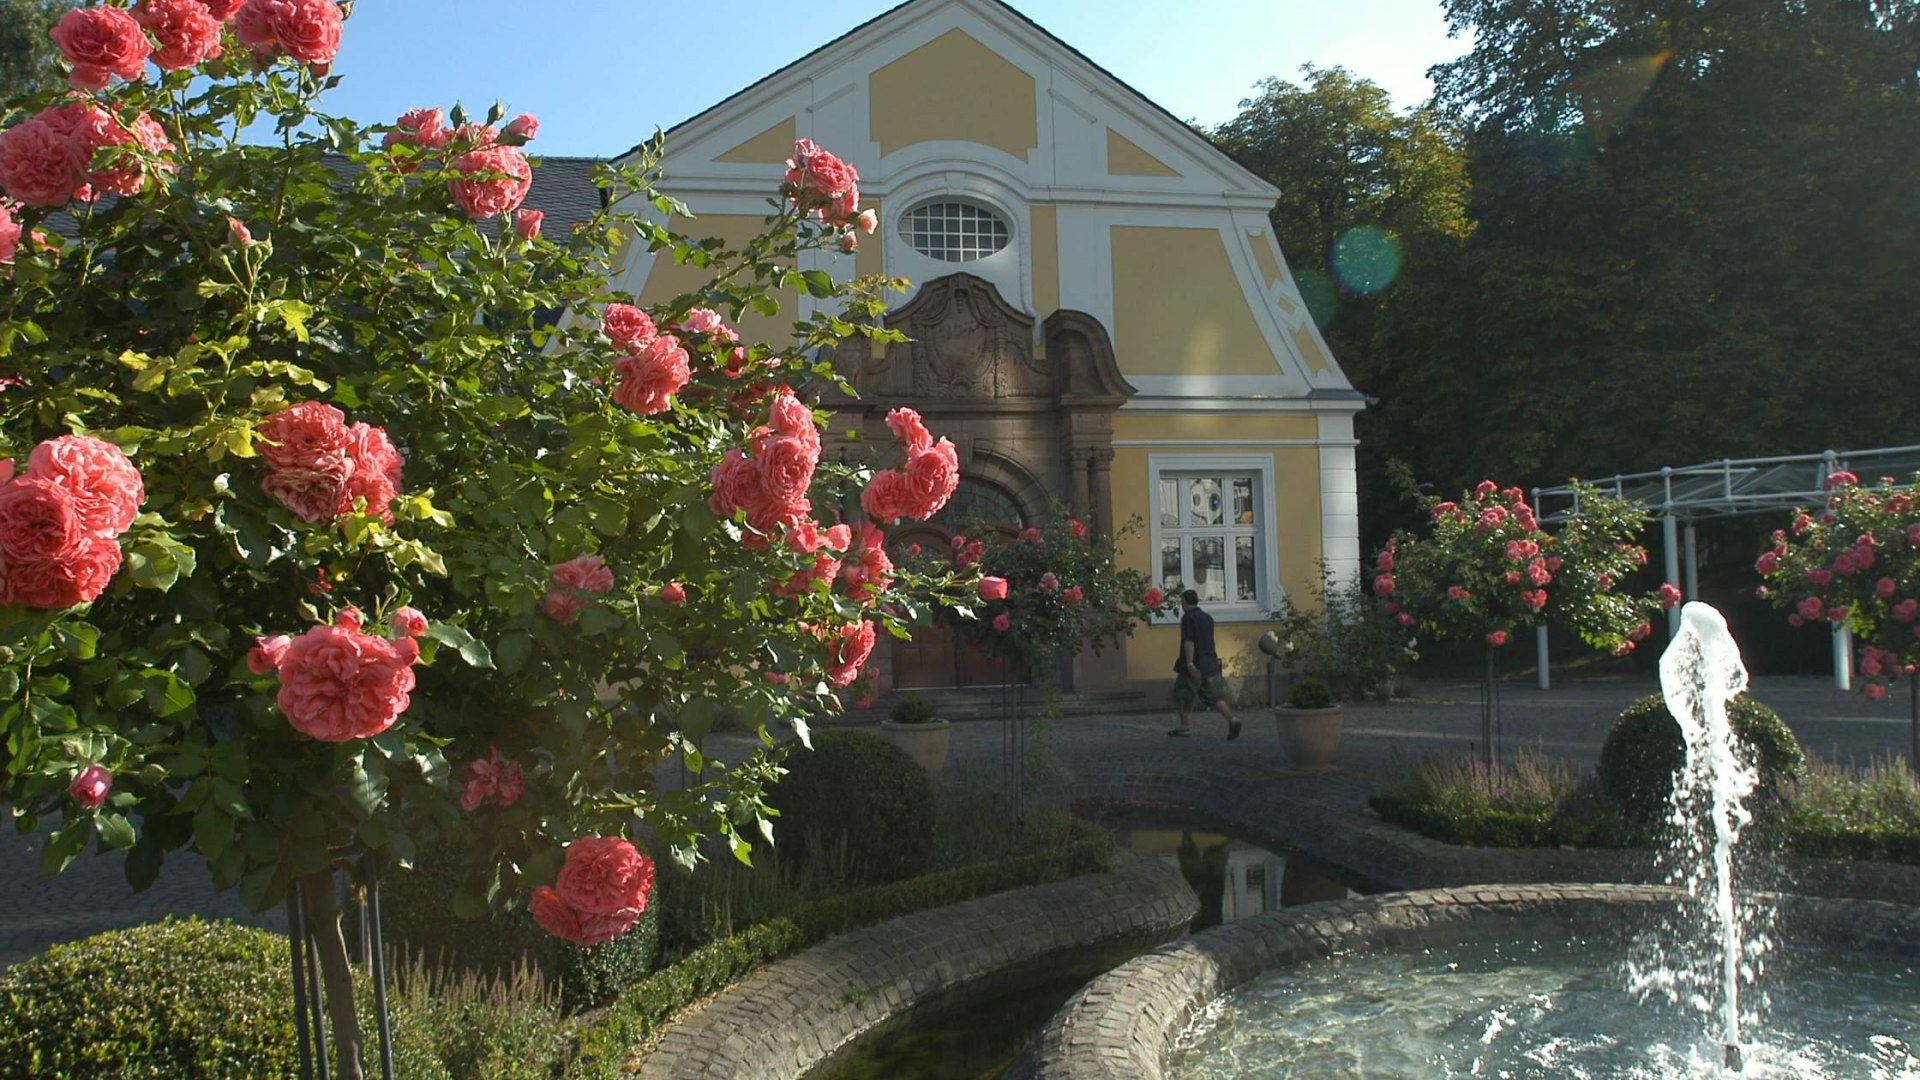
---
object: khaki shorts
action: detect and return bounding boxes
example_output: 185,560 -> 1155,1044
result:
1173,670 -> 1226,711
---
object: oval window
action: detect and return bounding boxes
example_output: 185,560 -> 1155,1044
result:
903,201 -> 1011,263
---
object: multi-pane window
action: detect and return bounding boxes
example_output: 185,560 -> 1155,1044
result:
904,201 -> 1010,263
1154,470 -> 1262,611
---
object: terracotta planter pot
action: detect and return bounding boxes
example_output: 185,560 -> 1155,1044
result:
1273,705 -> 1343,770
879,718 -> 951,777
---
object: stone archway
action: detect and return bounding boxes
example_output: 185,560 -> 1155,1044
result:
830,273 -> 1137,691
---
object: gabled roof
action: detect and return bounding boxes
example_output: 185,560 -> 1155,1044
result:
621,0 -> 1272,198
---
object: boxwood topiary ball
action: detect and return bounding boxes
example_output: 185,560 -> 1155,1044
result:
0,918 -> 298,1080
1598,692 -> 1805,829
771,728 -> 936,885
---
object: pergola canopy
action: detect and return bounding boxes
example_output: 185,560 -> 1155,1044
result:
1534,445 -> 1920,524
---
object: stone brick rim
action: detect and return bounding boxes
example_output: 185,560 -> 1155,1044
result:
1030,883 -> 1920,1080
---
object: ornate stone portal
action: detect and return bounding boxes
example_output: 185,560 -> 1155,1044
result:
831,273 -> 1137,690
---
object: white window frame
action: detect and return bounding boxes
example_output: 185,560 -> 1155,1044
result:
1147,454 -> 1280,623
901,198 -> 1013,264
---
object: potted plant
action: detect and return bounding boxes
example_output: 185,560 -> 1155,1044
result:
879,693 -> 951,776
1275,676 -> 1344,770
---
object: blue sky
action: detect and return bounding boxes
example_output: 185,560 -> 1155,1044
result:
319,0 -> 1468,157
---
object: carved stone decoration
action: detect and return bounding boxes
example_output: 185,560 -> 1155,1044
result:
1045,309 -> 1137,405
841,273 -> 1049,401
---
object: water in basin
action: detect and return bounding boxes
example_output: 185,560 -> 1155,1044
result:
1168,935 -> 1919,1079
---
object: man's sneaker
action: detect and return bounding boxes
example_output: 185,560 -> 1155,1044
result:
1227,719 -> 1243,741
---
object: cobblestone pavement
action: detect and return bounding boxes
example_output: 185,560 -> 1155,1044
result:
0,674 -> 1899,969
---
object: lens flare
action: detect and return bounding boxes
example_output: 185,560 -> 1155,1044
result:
1331,226 -> 1402,295
1294,268 -> 1339,329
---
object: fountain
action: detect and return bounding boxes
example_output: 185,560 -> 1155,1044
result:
1036,602 -> 1920,1080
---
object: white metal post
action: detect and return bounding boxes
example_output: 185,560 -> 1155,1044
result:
1683,523 -> 1700,599
1663,515 -> 1682,639
1833,624 -> 1853,692
1535,625 -> 1550,689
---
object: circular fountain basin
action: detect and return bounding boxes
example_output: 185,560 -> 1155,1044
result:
1031,884 -> 1920,1080
1171,936 -> 1918,1079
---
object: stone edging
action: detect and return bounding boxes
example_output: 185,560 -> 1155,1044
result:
1031,883 -> 1920,1080
633,854 -> 1197,1080
1069,772 -> 1920,905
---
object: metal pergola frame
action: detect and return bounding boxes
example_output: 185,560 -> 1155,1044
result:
1528,446 -> 1920,690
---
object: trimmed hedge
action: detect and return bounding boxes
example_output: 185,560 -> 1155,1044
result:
381,845 -> 659,1013
0,919 -> 298,1080
771,729 -> 936,885
1599,693 -> 1805,827
568,834 -> 1116,1078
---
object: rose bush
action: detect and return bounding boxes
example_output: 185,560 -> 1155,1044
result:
1379,480 -> 1661,760
0,4 -> 970,1071
1755,470 -> 1920,771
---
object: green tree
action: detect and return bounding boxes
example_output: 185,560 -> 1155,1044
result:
0,0 -> 73,104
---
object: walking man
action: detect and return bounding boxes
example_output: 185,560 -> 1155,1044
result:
1169,589 -> 1241,739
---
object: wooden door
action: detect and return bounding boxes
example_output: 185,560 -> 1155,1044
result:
887,525 -> 1020,688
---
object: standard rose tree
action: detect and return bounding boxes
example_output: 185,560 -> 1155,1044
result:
1380,480 -> 1660,761
0,5 -> 971,1075
1755,471 -> 1920,772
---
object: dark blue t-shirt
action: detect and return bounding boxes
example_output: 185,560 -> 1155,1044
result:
1177,608 -> 1221,676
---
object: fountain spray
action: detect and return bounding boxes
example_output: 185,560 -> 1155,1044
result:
1657,602 -> 1761,1072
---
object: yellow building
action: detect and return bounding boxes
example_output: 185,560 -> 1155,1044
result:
609,0 -> 1363,694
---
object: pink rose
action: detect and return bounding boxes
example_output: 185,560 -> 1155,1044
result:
389,606 -> 428,638
234,0 -> 342,64
513,208 -> 542,240
0,201 -> 19,264
248,633 -> 291,674
460,748 -> 525,811
1143,587 -> 1165,609
860,469 -> 909,525
993,612 -> 1011,632
758,435 -> 819,508
784,139 -> 859,212
1828,605 -> 1850,623
447,145 -> 533,219
1372,574 -> 1395,597
1806,568 -> 1832,587
659,581 -> 686,605
1486,630 -> 1509,647
1877,577 -> 1897,600
1522,588 -> 1547,612
1659,583 -> 1683,609
228,217 -> 254,246
274,623 -> 419,742
1474,480 -> 1499,499
1447,585 -> 1470,600
979,576 -> 1009,601
768,390 -> 813,437
1068,519 -> 1087,539
260,464 -> 351,524
1797,595 -> 1825,621
73,108 -> 175,200
529,885 -> 638,947
0,113 -> 89,207
552,553 -> 615,594
709,448 -> 768,521
133,0 -> 224,71
203,0 -> 246,17
50,7 -> 151,89
884,408 -> 932,454
857,208 -> 877,235
902,440 -> 959,520
343,422 -> 403,523
1824,470 -> 1859,491
1754,550 -> 1779,575
1038,571 -> 1059,596
612,334 -> 690,416
26,435 -> 143,538
556,835 -> 655,917
1020,526 -> 1044,547
503,113 -> 539,141
838,233 -> 858,253
383,107 -> 450,165
257,401 -> 350,472
1788,613 -> 1805,627
541,589 -> 587,625
0,476 -> 80,561
1503,570 -> 1523,585
1397,612 -> 1416,627
1527,558 -> 1552,586
1865,682 -> 1889,702
68,764 -> 112,810
1,535 -> 122,609
838,522 -> 893,603
1063,585 -> 1084,604
828,620 -> 877,686
602,303 -> 657,352
1893,598 -> 1918,623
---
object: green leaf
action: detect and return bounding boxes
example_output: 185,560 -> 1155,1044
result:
39,817 -> 91,876
798,269 -> 837,298
680,697 -> 716,742
424,623 -> 493,669
125,838 -> 163,891
194,805 -> 235,860
497,630 -> 534,676
96,813 -> 136,850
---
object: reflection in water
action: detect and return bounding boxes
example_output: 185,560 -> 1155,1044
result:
1124,827 -> 1362,930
